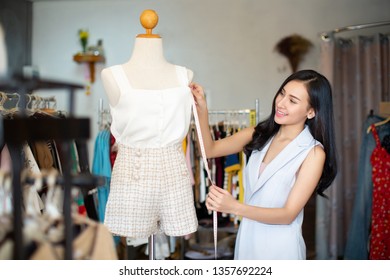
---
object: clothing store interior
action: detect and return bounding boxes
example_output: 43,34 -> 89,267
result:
0,0 -> 389,261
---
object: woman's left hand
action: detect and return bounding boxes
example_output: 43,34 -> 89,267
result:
206,185 -> 240,215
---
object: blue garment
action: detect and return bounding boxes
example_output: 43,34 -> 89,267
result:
344,115 -> 390,259
92,129 -> 111,222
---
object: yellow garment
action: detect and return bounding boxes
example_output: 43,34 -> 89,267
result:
182,137 -> 187,155
224,163 -> 240,194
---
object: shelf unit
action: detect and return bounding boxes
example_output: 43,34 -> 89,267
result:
0,75 -> 104,259
73,53 -> 105,83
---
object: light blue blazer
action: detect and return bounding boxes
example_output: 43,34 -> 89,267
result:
234,126 -> 322,260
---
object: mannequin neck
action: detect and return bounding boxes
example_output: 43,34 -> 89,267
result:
127,37 -> 169,69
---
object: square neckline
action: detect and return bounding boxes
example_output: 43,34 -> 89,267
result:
119,65 -> 186,92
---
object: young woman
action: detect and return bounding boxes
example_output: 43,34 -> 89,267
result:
190,69 -> 337,259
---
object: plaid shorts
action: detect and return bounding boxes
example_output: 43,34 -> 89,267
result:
104,143 -> 198,238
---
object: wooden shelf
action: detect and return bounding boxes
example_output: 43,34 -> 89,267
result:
0,75 -> 84,92
73,53 -> 105,83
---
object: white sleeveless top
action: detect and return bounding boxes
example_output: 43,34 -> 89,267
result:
108,65 -> 192,148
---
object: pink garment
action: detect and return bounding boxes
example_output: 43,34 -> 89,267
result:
0,144 -> 12,173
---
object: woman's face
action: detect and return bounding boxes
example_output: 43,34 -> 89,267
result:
274,80 -> 315,126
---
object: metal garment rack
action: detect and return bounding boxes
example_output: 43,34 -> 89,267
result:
97,98 -> 111,130
208,98 -> 260,125
0,75 -> 104,259
319,20 -> 390,41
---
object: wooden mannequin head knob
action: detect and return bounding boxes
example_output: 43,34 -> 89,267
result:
137,9 -> 161,38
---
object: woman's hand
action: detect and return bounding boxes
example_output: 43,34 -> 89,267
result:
189,82 -> 207,113
206,185 -> 240,215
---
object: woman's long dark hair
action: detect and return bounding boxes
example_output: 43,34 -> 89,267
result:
244,70 -> 337,196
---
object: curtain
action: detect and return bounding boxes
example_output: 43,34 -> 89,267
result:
317,33 -> 390,259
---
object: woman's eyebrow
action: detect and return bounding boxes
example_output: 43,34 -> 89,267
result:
289,94 -> 301,101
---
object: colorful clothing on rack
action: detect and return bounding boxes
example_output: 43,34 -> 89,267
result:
110,133 -> 117,168
92,128 -> 112,222
344,114 -> 389,259
369,124 -> 390,260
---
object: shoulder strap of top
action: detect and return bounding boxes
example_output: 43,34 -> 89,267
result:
175,65 -> 189,87
109,65 -> 132,94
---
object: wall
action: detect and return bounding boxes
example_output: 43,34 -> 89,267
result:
28,0 -> 390,160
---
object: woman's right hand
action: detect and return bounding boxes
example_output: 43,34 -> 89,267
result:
189,82 -> 208,113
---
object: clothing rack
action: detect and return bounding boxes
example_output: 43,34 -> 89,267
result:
208,98 -> 260,126
0,75 -> 103,259
98,98 -> 111,130
194,100 -> 260,210
0,92 -> 56,110
320,20 -> 390,41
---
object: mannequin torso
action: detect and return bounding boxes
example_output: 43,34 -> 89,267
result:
101,37 -> 193,106
102,29 -> 198,239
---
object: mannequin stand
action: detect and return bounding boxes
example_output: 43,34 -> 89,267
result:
148,234 -> 155,260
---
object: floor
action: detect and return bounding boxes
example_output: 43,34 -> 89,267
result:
119,194 -> 318,260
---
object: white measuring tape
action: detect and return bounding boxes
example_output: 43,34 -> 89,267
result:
191,96 -> 218,260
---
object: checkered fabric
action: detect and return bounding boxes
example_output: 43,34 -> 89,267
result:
104,143 -> 198,238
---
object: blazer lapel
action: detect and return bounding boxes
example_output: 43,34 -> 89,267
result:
245,139 -> 271,196
248,126 -> 314,199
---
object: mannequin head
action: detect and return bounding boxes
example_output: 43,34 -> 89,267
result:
137,9 -> 161,38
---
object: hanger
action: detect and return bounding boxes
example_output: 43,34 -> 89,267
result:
224,113 -> 231,136
40,97 -> 57,115
99,110 -> 111,130
31,94 -> 59,118
3,93 -> 21,117
0,92 -> 19,117
24,95 -> 34,116
231,112 -> 240,132
0,92 -> 6,113
367,116 -> 390,133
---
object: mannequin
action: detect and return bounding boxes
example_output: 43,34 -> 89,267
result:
101,11 -> 193,106
101,10 -> 198,246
